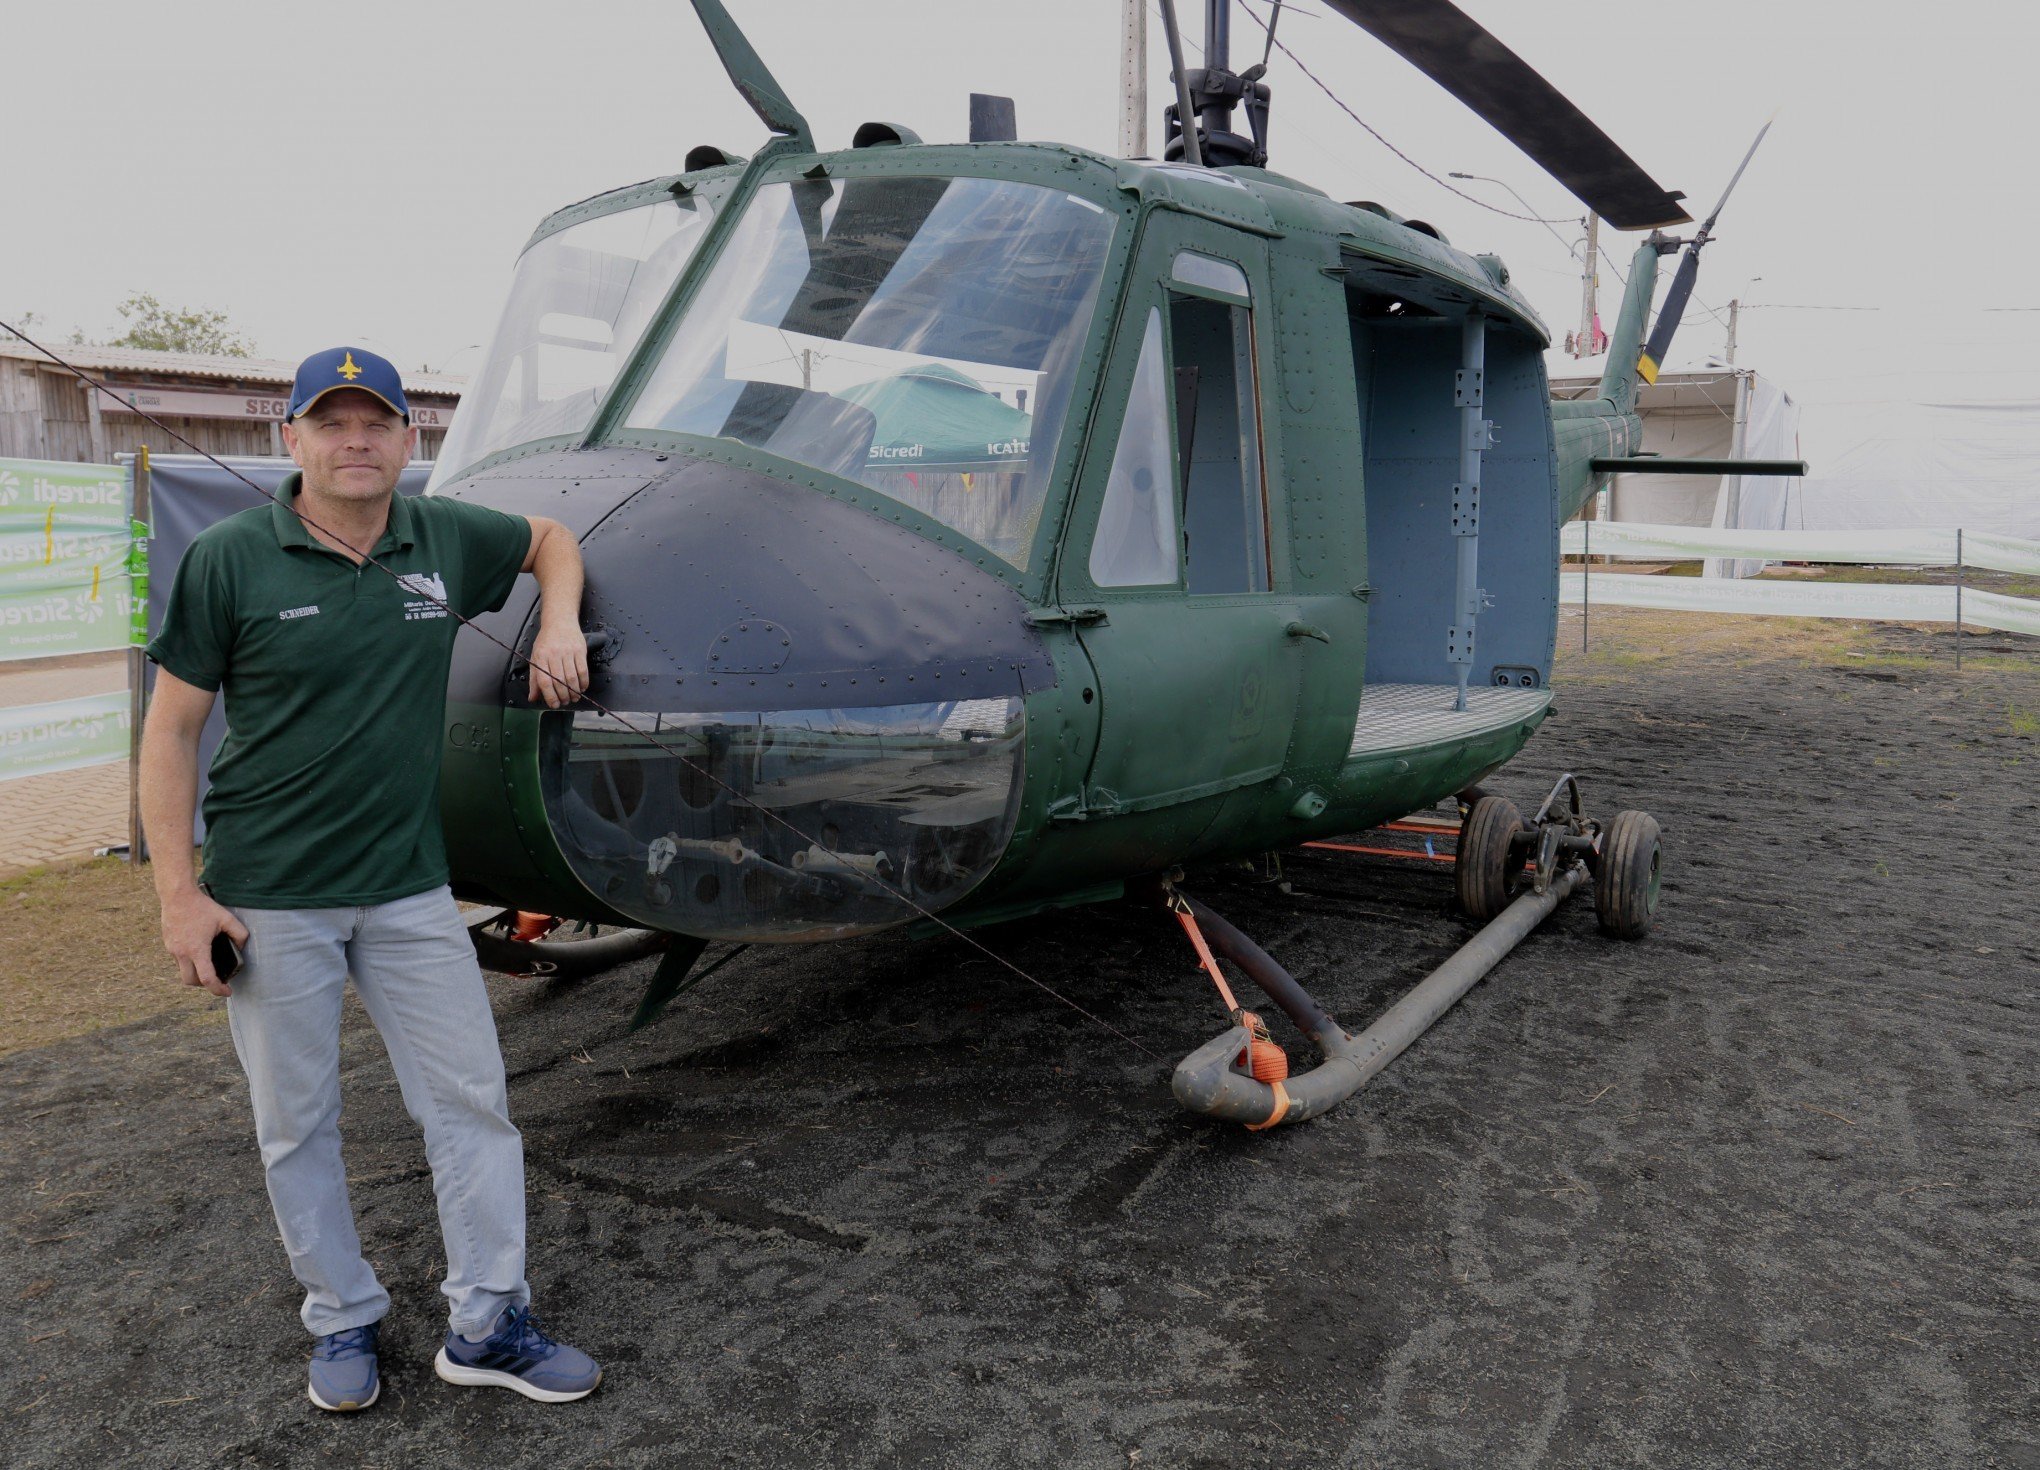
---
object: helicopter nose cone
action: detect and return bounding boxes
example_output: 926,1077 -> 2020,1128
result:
561,452 -> 1056,716
456,448 -> 1054,941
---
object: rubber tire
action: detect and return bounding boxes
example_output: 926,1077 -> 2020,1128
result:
1593,810 -> 1662,940
1455,795 -> 1525,922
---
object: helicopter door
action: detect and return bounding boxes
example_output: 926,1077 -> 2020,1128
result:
1055,235 -> 1303,857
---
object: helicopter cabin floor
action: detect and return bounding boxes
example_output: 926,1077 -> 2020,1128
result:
1,607 -> 2035,1470
1345,681 -> 1553,760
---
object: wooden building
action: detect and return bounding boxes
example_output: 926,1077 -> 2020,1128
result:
0,340 -> 463,464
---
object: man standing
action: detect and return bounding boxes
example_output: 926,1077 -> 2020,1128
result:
139,346 -> 600,1410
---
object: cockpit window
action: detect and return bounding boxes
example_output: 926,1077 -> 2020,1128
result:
429,189 -> 724,489
623,176 -> 1117,571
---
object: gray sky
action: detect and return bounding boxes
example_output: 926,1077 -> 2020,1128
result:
6,0 -> 2035,437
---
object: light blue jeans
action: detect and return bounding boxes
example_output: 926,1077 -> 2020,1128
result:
223,885 -> 529,1337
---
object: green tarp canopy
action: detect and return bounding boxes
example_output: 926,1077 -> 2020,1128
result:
837,364 -> 1033,473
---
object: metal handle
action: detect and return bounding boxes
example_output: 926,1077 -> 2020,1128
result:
1284,620 -> 1331,644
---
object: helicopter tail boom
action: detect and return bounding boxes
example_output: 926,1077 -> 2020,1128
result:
1595,236 -> 1676,413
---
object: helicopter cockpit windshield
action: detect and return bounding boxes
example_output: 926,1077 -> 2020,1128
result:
428,182 -> 729,490
623,175 -> 1117,571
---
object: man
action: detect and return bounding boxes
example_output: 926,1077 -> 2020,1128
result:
139,346 -> 599,1411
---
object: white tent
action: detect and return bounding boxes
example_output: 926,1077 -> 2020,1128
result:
1786,392 -> 2040,537
1556,357 -> 2040,543
1551,367 -> 1800,527
1551,366 -> 1800,575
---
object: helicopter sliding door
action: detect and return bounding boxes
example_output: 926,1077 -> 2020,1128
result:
1051,218 -> 1305,868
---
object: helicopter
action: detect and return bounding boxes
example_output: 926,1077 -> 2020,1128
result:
430,0 -> 1781,1128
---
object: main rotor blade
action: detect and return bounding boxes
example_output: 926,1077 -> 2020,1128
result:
1320,0 -> 1690,230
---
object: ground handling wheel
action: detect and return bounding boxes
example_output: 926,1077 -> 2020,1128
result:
1592,810 -> 1662,940
1455,795 -> 1526,922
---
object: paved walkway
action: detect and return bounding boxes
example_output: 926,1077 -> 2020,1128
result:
0,653 -> 130,878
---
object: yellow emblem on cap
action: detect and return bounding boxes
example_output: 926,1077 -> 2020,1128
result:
337,351 -> 363,381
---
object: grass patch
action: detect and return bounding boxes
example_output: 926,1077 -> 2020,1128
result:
0,854 -> 208,1058
2010,703 -> 2040,738
1760,564 -> 2040,599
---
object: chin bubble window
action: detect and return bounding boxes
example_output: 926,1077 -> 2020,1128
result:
541,698 -> 1026,940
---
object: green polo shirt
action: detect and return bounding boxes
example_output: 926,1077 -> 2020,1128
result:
146,474 -> 532,909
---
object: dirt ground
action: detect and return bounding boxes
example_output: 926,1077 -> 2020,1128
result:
2,608 -> 2034,1469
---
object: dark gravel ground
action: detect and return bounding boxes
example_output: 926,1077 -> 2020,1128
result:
4,618 -> 2036,1469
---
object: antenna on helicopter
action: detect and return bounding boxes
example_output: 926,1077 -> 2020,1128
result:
687,0 -> 814,153
969,94 -> 1018,143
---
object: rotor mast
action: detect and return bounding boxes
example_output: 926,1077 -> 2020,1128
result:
1162,0 -> 1270,168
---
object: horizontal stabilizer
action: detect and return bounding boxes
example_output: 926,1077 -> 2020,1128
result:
1590,457 -> 1808,477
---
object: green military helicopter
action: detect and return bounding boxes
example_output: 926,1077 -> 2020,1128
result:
434,0 -> 1780,1127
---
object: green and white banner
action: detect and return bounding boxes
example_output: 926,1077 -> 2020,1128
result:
0,580 -> 137,660
0,691 -> 130,782
0,457 -> 134,661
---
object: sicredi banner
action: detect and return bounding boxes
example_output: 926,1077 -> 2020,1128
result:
0,458 -> 130,661
0,580 -> 136,660
0,691 -> 130,782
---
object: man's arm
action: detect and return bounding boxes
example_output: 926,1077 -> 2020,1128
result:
522,516 -> 588,710
138,670 -> 247,996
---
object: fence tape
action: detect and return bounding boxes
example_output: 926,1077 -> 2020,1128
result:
1562,521 -> 2040,576
1562,572 -> 2040,637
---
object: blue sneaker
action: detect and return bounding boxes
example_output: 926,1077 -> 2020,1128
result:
434,1305 -> 601,1403
308,1322 -> 380,1412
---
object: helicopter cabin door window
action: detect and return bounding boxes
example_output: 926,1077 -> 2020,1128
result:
1088,309 -> 1179,587
1166,255 -> 1269,595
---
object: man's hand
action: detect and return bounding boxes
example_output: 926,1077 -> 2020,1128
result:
519,516 -> 588,710
527,624 -> 590,709
161,888 -> 250,998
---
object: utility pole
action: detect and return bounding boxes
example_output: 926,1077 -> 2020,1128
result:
1574,213 -> 1602,358
1724,298 -> 1741,365
1119,0 -> 1147,157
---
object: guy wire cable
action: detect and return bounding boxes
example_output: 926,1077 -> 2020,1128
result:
0,319 -> 1159,1061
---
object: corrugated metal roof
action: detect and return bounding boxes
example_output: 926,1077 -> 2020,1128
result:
1551,367 -> 1748,413
0,338 -> 464,396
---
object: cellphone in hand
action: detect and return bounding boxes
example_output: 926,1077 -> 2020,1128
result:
211,931 -> 243,983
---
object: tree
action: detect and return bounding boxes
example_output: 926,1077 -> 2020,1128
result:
107,292 -> 252,357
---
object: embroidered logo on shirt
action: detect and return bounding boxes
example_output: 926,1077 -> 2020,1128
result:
396,570 -> 450,621
279,604 -> 321,621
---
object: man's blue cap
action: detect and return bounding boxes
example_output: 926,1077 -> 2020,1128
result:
286,346 -> 410,422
